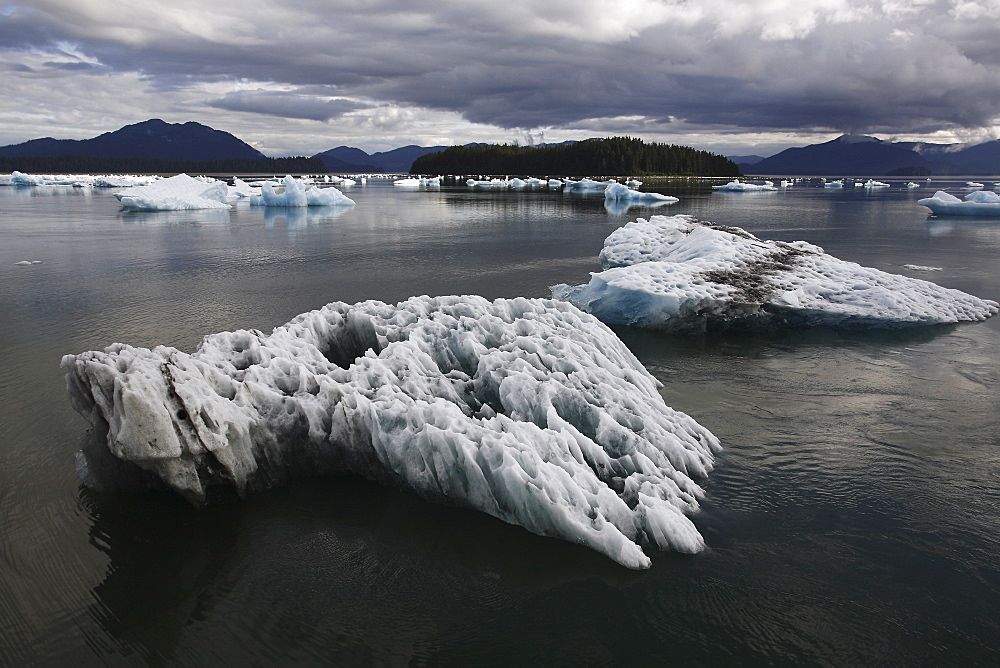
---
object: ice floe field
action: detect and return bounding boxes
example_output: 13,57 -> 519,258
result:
2,174 -> 999,663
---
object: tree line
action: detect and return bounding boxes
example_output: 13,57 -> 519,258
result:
410,137 -> 740,176
0,155 -> 328,175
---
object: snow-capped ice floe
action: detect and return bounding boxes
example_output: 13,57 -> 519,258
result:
712,180 -> 777,191
863,179 -> 890,188
114,173 -> 230,211
250,175 -> 355,207
62,295 -> 720,569
604,182 -> 678,204
918,190 -> 1000,216
551,215 -> 997,331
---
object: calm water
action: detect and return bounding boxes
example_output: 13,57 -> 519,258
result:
1,177 -> 998,664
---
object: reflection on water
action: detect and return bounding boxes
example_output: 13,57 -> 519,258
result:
1,180 -> 999,663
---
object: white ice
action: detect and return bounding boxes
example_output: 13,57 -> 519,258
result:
712,180 -> 778,191
918,190 -> 1000,217
394,178 -> 421,186
250,175 -> 355,207
114,173 -> 231,211
604,182 -> 678,204
551,215 -> 998,331
565,178 -> 618,192
227,177 -> 260,200
824,180 -> 843,188
62,296 -> 720,569
0,171 -> 158,188
863,179 -> 890,188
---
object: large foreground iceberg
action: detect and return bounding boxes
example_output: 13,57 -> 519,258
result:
251,175 -> 355,207
918,190 -> 1000,217
552,215 -> 998,331
62,296 -> 720,568
114,174 -> 230,211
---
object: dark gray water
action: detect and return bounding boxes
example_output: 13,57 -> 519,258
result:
1,177 -> 998,664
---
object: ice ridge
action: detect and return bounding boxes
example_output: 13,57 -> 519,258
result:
62,296 -> 720,569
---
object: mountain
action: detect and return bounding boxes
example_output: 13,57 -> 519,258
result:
727,154 -> 765,165
313,144 -> 450,173
0,119 -> 265,162
750,134 -> 1000,176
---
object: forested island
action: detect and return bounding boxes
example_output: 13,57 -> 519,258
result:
0,155 -> 327,175
410,137 -> 740,176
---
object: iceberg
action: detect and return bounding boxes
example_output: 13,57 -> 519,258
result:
62,296 -> 720,569
712,180 -> 778,192
250,175 -> 355,207
393,178 -> 421,186
604,183 -> 680,207
565,178 -> 618,192
863,179 -> 890,188
824,180 -> 844,188
227,177 -> 260,200
918,189 -> 1000,216
114,173 -> 230,211
552,215 -> 997,331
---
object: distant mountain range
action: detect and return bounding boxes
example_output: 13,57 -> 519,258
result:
5,121 -> 997,176
747,134 -> 1000,176
0,119 -> 265,162
312,145 -> 450,173
0,119 -> 450,173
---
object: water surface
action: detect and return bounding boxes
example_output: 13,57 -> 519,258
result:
1,177 -> 998,663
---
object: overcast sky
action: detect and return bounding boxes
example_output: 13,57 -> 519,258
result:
1,0 -> 998,157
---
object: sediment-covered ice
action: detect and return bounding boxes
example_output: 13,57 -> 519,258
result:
114,173 -> 231,211
62,296 -> 720,569
552,215 -> 998,331
250,175 -> 355,207
919,190 -> 1000,216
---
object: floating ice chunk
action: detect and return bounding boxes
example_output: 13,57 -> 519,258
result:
863,179 -> 890,188
712,180 -> 777,191
906,182 -> 919,188
15,260 -> 41,266
565,178 -> 618,192
824,180 -> 843,188
394,178 -> 421,186
552,215 -> 997,331
227,177 -> 260,199
919,190 -> 1000,216
604,182 -> 678,203
547,179 -> 563,187
966,181 -> 984,189
903,264 -> 942,271
626,179 -> 642,187
114,174 -> 231,211
62,296 -> 720,569
250,175 -> 355,207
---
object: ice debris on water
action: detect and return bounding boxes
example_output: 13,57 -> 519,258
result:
552,215 -> 998,331
62,296 -> 720,569
250,175 -> 355,207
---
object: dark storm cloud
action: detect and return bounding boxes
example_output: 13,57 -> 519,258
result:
207,90 -> 369,121
2,0 -> 999,146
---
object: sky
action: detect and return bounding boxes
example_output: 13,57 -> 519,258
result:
1,0 -> 999,158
